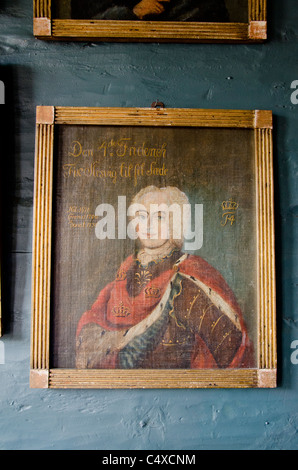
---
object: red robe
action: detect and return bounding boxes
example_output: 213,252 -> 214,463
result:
76,254 -> 254,369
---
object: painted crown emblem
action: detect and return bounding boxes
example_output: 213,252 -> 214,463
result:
112,301 -> 131,317
116,269 -> 127,281
145,286 -> 161,298
221,199 -> 239,211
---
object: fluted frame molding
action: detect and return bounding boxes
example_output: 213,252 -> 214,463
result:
30,106 -> 276,389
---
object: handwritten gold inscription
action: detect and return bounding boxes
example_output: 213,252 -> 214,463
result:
97,138 -> 167,159
67,206 -> 99,229
69,138 -> 167,159
64,138 -> 169,186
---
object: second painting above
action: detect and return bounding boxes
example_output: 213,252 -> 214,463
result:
33,0 -> 267,42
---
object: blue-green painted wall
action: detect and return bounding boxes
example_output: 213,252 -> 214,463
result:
0,0 -> 297,450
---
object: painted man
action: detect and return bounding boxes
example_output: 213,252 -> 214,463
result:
71,0 -> 230,21
76,185 -> 254,369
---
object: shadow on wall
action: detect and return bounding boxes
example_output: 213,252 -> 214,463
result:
273,112 -> 297,391
0,65 -> 32,337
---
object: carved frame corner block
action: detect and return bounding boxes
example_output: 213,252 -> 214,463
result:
36,106 -> 55,125
30,369 -> 49,389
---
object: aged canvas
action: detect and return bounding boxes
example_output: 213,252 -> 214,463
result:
50,124 -> 257,370
55,0 -> 248,22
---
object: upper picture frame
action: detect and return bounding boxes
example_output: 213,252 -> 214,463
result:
30,105 -> 276,389
33,0 -> 267,43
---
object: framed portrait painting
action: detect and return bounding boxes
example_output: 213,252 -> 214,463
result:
30,106 -> 276,389
33,0 -> 267,42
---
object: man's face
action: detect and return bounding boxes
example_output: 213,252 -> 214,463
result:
135,192 -> 171,250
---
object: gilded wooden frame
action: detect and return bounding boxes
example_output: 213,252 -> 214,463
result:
33,0 -> 267,43
30,106 -> 276,389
